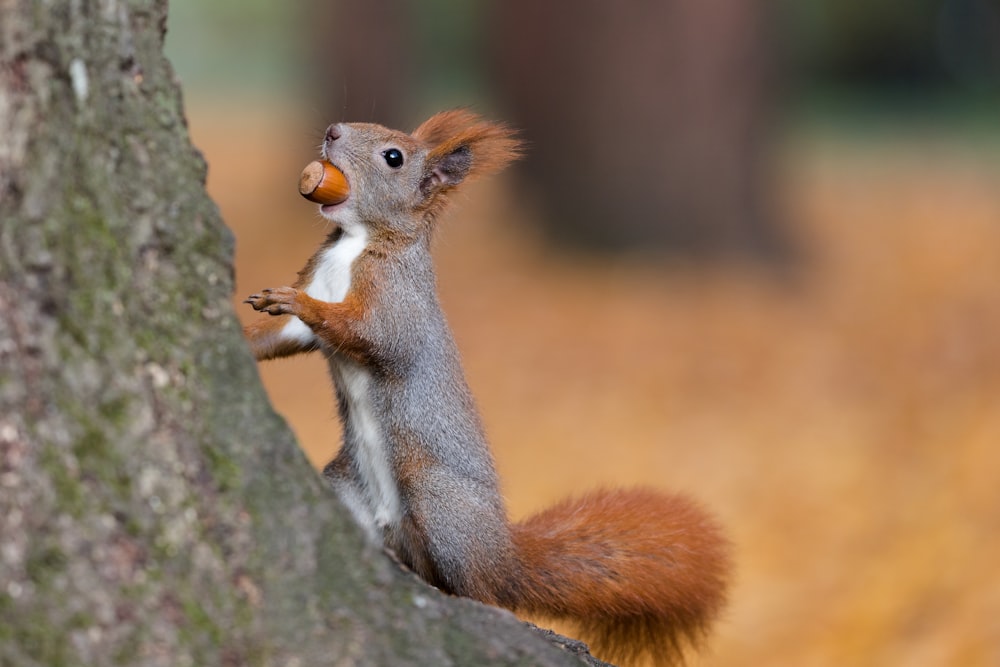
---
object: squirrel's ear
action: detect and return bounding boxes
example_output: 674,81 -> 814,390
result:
414,109 -> 522,200
420,145 -> 472,195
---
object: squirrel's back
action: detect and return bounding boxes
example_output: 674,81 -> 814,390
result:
245,110 -> 731,667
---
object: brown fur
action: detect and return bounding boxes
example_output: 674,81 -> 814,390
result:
413,109 -> 523,219
244,110 -> 730,666
512,489 -> 731,665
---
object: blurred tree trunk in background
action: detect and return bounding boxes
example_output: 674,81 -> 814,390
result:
0,3 -> 604,666
490,0 -> 785,258
309,0 -> 487,128
309,0 -> 416,128
313,0 -> 784,258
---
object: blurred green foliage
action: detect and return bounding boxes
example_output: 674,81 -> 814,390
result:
409,0 -> 488,112
166,0 -> 307,95
785,0 -> 1000,91
166,0 -> 998,121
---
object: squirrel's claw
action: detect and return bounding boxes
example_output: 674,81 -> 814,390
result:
245,287 -> 299,316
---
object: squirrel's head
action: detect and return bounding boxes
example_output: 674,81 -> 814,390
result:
318,110 -> 522,238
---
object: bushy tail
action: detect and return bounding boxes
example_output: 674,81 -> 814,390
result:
510,489 -> 731,666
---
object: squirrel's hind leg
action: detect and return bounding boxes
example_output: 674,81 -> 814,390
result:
323,454 -> 383,542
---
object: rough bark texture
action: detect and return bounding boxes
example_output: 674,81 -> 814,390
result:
0,2 -> 606,666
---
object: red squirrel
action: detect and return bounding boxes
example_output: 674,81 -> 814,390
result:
243,110 -> 730,666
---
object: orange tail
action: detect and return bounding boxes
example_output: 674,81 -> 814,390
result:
511,489 -> 731,666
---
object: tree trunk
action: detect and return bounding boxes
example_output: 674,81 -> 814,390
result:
308,0 -> 416,128
490,0 -> 785,259
0,2 -> 604,665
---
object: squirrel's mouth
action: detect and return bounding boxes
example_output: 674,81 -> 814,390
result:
320,201 -> 345,216
299,160 -> 350,210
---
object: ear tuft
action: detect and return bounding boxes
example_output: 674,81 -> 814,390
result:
413,109 -> 523,207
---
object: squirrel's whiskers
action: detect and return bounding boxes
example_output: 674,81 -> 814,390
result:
243,110 -> 730,667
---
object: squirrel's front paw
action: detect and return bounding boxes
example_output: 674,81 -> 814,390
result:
244,287 -> 300,316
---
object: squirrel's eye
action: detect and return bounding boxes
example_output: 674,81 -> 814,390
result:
382,148 -> 404,168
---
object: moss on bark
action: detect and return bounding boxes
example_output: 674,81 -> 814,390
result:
0,2 -> 606,666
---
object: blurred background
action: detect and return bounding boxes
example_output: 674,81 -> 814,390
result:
167,1 -> 1000,664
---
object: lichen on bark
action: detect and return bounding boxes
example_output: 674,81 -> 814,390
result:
0,2 -> 605,666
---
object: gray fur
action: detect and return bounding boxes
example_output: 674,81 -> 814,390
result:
307,121 -> 518,597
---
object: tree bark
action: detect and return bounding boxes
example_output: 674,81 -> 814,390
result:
0,2 -> 604,665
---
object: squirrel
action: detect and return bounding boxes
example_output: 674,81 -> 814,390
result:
243,110 -> 730,666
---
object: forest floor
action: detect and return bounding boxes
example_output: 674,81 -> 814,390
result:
189,99 -> 1000,667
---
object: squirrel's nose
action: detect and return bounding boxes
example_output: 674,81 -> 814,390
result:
325,124 -> 343,143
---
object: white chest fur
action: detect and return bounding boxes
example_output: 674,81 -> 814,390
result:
305,226 -> 368,303
280,225 -> 401,536
278,226 -> 368,345
327,356 -> 401,536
